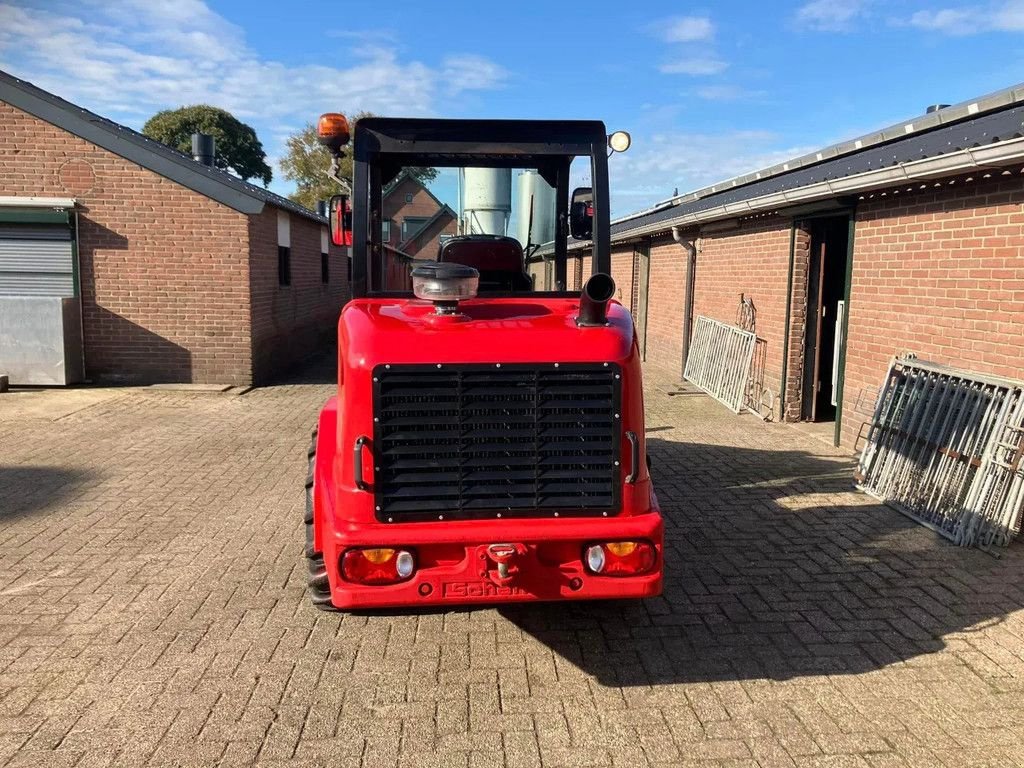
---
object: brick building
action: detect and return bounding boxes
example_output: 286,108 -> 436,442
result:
546,84 -> 1024,449
0,70 -> 348,386
381,172 -> 457,258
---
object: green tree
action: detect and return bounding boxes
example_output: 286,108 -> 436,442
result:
280,113 -> 438,211
143,105 -> 273,185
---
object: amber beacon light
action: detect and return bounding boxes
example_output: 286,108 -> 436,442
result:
317,113 -> 351,154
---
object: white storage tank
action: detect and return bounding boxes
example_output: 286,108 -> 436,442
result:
514,170 -> 556,249
462,168 -> 511,236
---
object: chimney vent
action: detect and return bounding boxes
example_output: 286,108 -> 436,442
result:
926,104 -> 951,114
191,133 -> 216,167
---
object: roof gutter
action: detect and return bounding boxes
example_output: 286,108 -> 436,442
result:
612,137 -> 1024,241
0,196 -> 77,208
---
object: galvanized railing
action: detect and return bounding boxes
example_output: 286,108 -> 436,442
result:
857,356 -> 1024,552
683,316 -> 758,413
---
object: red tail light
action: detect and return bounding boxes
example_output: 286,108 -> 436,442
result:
341,548 -> 415,585
584,541 -> 656,576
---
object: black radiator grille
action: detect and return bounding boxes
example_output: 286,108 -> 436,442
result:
372,363 -> 621,520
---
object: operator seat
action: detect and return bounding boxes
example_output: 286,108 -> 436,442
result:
437,235 -> 532,292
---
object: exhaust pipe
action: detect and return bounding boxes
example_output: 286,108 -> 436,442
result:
577,273 -> 616,326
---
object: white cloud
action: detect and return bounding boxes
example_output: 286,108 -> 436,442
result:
693,84 -> 767,102
656,16 -> 715,43
795,0 -> 870,31
0,0 -> 507,191
908,8 -> 976,31
608,131 -> 816,214
907,1 -> 1024,33
441,54 -> 509,95
659,58 -> 729,76
994,0 -> 1024,28
0,3 -> 506,119
645,13 -> 726,76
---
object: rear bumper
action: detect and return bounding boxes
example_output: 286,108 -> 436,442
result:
323,513 -> 663,610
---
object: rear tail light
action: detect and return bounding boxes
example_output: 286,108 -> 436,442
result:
341,548 -> 416,585
584,541 -> 656,576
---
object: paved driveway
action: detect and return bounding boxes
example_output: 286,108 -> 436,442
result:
2,359 -> 1023,767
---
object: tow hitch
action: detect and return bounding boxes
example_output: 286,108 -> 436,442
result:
484,543 -> 526,586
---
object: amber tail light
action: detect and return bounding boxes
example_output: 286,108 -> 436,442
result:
341,548 -> 415,585
584,541 -> 656,576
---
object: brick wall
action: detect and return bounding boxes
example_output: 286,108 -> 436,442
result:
784,226 -> 811,421
686,219 -> 795,402
559,243 -> 686,377
248,208 -> 348,383
642,238 -> 688,378
0,100 -> 253,384
840,174 -> 1024,448
609,243 -> 635,317
559,221 -> 803,410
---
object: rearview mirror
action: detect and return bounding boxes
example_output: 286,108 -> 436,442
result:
329,194 -> 352,247
569,187 -> 593,240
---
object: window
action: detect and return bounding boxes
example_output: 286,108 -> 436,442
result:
320,220 -> 330,285
402,216 -> 430,240
405,193 -> 413,203
277,210 -> 291,287
381,220 -> 392,242
278,246 -> 291,286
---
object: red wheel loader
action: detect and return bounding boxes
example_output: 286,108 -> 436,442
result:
305,114 -> 662,609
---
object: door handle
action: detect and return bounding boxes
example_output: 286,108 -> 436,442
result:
354,436 -> 371,491
625,431 -> 640,484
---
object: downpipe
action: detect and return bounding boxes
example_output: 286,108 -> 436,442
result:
672,226 -> 697,377
577,273 -> 616,326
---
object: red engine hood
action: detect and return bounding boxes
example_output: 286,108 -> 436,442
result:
338,297 -> 635,368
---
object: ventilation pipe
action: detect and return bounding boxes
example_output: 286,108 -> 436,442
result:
191,133 -> 216,167
672,225 -> 697,377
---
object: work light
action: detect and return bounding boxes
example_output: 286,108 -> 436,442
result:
608,130 -> 631,153
411,262 -> 479,313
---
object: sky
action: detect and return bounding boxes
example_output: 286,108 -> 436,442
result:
1,0 -> 1023,217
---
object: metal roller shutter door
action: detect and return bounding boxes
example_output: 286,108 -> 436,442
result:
0,224 -> 75,297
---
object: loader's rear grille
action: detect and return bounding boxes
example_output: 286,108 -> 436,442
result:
372,363 -> 621,521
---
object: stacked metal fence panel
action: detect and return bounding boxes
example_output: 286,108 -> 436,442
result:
683,316 -> 757,413
857,357 -> 1024,552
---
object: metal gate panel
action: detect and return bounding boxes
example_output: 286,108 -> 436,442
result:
857,356 -> 1024,552
683,315 -> 757,413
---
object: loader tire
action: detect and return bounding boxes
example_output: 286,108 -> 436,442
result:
305,429 -> 336,611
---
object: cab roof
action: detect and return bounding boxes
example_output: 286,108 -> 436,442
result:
353,117 -> 609,166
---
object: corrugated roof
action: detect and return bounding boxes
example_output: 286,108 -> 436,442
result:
598,81 -> 1024,241
0,68 -> 326,224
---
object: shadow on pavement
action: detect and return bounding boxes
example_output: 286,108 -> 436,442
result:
260,349 -> 337,387
500,438 -> 1024,685
0,466 -> 93,522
